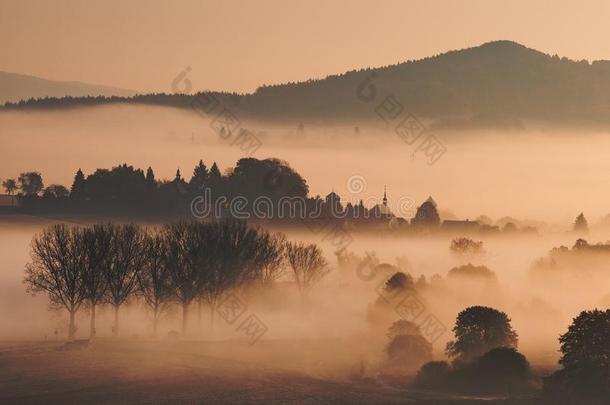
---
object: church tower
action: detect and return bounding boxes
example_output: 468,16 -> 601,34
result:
383,186 -> 388,207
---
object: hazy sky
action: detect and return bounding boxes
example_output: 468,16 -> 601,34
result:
2,0 -> 610,93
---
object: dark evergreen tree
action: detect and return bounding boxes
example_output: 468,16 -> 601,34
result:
208,162 -> 221,180
70,169 -> 86,200
145,167 -> 156,192
189,160 -> 208,191
573,212 -> 588,233
207,162 -> 224,197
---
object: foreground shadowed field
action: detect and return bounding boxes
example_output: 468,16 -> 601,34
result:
0,340 -> 538,404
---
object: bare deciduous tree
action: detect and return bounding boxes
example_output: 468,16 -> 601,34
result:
203,220 -> 262,327
103,223 -> 147,336
24,224 -> 86,339
251,231 -> 287,287
164,221 -> 214,336
286,241 -> 328,299
137,232 -> 173,337
80,224 -> 112,338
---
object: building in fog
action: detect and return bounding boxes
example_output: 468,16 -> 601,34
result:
441,219 -> 480,233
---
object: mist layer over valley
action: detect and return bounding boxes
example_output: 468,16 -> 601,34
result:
2,104 -> 610,372
2,104 -> 610,224
6,1 -> 610,402
2,100 -> 610,404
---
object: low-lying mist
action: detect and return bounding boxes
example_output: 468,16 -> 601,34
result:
2,219 -> 609,377
3,104 -> 610,224
2,104 -> 610,378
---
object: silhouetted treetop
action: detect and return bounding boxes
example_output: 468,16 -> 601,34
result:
573,213 -> 589,233
446,306 -> 518,362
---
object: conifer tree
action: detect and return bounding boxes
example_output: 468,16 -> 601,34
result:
573,212 -> 588,233
145,167 -> 156,192
189,160 -> 208,191
70,169 -> 86,200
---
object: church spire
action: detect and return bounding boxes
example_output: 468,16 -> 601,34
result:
383,186 -> 388,206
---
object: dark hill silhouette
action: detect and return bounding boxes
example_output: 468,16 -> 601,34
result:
0,71 -> 137,105
5,41 -> 610,129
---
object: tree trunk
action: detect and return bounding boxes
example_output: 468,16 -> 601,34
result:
113,305 -> 119,337
152,306 -> 158,338
89,302 -> 96,338
68,310 -> 76,340
209,301 -> 215,330
197,298 -> 202,330
182,302 -> 188,336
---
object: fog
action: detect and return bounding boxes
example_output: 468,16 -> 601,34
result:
2,105 -> 610,379
3,105 -> 610,224
2,221 -> 610,377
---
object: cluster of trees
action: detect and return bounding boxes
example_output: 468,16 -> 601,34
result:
413,306 -> 534,395
447,264 -> 497,282
449,237 -> 484,255
339,247 -> 607,401
4,159 -> 388,224
0,158 -> 420,231
24,220 -> 328,339
2,172 -> 52,203
3,159 -> 308,209
544,309 -> 610,402
406,305 -> 610,402
531,238 -> 610,278
3,159 -> 589,240
1,92 -> 227,111
547,238 -> 610,256
4,158 -> 547,238
383,320 -> 433,373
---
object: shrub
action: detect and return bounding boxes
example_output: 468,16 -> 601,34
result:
450,237 -> 484,254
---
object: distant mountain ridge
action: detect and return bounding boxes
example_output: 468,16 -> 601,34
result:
5,41 -> 610,129
0,71 -> 136,105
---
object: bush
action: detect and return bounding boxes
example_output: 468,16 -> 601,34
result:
413,361 -> 451,389
473,347 -> 532,393
413,347 -> 535,395
386,334 -> 433,366
447,264 -> 497,282
450,237 -> 484,254
385,271 -> 414,291
386,320 -> 421,340
382,320 -> 433,374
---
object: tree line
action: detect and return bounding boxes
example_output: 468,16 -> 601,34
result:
406,303 -> 610,402
24,220 -> 327,339
3,158 -> 403,226
4,158 -> 554,234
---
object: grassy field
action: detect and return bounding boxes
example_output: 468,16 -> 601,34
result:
0,340 -> 541,404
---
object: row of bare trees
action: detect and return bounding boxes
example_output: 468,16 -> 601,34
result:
25,220 -> 328,339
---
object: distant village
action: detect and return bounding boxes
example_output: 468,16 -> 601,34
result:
0,157 -> 590,235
